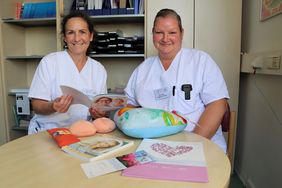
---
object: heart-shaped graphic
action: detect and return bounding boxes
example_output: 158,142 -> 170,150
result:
151,143 -> 193,157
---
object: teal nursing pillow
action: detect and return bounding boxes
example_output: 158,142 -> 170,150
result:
114,108 -> 187,138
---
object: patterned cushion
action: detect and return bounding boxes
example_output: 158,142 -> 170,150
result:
114,108 -> 187,138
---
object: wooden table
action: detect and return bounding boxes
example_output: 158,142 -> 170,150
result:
0,130 -> 230,188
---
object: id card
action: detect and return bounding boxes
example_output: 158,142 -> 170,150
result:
154,87 -> 170,100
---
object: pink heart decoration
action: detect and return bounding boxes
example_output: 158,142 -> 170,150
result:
151,143 -> 193,157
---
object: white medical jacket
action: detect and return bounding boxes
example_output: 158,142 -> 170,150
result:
28,51 -> 107,134
125,48 -> 229,151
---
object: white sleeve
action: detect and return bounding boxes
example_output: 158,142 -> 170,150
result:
201,54 -> 229,105
28,56 -> 53,101
124,68 -> 139,106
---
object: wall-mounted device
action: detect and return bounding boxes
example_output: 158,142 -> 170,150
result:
16,93 -> 30,115
241,51 -> 282,75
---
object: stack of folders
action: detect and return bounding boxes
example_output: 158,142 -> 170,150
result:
73,0 -> 144,16
116,36 -> 144,54
90,31 -> 144,55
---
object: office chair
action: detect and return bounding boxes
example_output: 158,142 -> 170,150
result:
221,102 -> 237,172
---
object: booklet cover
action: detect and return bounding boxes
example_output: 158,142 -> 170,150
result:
60,85 -> 127,111
136,139 -> 207,166
62,134 -> 134,162
81,150 -> 154,178
122,162 -> 208,183
48,128 -> 134,162
122,138 -> 208,182
116,149 -> 155,167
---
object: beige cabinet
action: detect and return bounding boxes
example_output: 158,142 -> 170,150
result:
0,0 -> 58,141
194,0 -> 242,111
0,47 -> 8,145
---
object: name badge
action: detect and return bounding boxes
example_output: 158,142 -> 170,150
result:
154,87 -> 170,100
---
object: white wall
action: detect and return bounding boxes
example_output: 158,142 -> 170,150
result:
236,0 -> 282,188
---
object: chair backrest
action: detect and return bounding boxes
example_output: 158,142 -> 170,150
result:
221,103 -> 237,171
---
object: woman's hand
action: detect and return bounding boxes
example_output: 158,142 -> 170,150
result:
31,95 -> 73,115
52,95 -> 73,113
193,99 -> 227,139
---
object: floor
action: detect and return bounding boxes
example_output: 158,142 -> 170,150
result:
229,172 -> 245,188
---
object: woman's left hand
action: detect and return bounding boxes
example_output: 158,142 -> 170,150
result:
52,95 -> 73,113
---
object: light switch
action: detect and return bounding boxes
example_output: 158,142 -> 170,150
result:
265,55 -> 281,70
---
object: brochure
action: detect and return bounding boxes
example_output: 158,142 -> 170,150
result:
135,138 -> 207,166
60,85 -> 127,111
47,128 -> 134,162
122,138 -> 209,182
80,150 -> 154,178
62,135 -> 134,162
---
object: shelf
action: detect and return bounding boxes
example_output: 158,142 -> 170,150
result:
90,54 -> 144,58
6,54 -> 144,59
2,14 -> 144,26
2,17 -> 56,27
6,55 -> 44,60
89,14 -> 144,23
12,126 -> 28,131
9,88 -> 29,96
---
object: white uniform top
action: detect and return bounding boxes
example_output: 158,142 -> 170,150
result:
125,48 -> 229,151
28,51 -> 107,134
